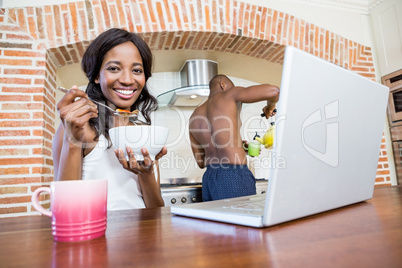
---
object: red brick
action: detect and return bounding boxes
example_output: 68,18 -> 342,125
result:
0,138 -> 43,146
0,77 -> 32,85
31,202 -> 50,211
5,33 -> 32,40
0,95 -> 31,102
45,158 -> 53,165
17,8 -> 28,32
2,85 -> 45,94
376,169 -> 390,175
0,186 -> 28,195
0,111 -> 31,119
0,206 -> 28,214
0,58 -> 32,66
27,15 -> 38,39
0,177 -> 41,185
111,5 -> 119,28
0,196 -> 32,205
45,13 -> 55,46
4,68 -> 46,76
205,4 -> 211,31
0,158 -> 43,166
2,103 -> 43,110
31,185 -> 50,192
32,167 -> 52,175
0,130 -> 30,136
0,148 -> 30,156
99,0 -> 110,29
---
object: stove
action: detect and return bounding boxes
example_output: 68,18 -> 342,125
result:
161,184 -> 203,206
161,178 -> 268,206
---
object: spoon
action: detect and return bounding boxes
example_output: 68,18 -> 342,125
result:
57,87 -> 139,119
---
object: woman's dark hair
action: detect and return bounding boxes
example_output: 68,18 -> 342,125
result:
81,28 -> 158,143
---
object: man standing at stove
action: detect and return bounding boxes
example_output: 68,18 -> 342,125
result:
189,75 -> 279,201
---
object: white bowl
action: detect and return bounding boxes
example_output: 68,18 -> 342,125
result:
109,126 -> 168,160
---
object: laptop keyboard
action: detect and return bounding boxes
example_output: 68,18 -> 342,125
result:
222,195 -> 266,212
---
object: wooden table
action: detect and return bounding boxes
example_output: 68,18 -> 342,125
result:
0,186 -> 401,268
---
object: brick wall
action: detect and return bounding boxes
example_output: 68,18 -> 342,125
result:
0,0 -> 391,217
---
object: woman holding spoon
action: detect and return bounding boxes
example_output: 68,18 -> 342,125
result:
53,28 -> 166,209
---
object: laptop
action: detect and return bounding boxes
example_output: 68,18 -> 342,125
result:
170,46 -> 389,228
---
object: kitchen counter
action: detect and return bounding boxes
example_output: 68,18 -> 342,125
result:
0,186 -> 401,267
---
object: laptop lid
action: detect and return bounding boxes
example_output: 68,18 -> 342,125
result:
263,46 -> 389,226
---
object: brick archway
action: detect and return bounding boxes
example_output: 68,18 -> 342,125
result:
0,0 -> 389,216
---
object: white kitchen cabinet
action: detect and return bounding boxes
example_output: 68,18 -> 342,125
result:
371,0 -> 402,76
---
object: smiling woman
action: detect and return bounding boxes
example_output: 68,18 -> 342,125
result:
95,42 -> 145,107
51,28 -> 167,210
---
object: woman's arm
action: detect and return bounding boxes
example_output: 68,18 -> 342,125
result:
138,170 -> 165,208
52,125 -> 84,181
53,87 -> 98,181
154,146 -> 168,186
115,147 -> 165,208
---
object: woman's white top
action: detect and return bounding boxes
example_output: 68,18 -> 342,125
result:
82,134 -> 146,210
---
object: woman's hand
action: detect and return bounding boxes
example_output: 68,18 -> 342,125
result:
114,146 -> 166,208
115,147 -> 155,175
155,146 -> 168,161
57,85 -> 98,146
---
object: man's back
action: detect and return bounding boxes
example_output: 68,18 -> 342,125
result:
189,75 -> 279,168
189,88 -> 247,167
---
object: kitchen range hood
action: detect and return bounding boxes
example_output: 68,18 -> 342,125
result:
157,59 -> 218,107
